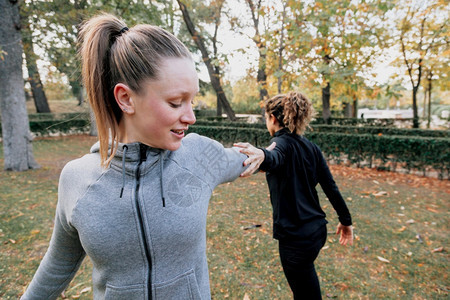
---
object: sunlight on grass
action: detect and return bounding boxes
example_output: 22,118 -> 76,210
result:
0,135 -> 448,299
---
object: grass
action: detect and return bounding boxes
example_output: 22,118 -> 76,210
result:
0,135 -> 449,299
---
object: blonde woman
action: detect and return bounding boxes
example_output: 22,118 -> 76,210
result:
21,13 -> 261,299
236,92 -> 353,299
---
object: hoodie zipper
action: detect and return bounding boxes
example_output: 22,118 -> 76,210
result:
135,144 -> 152,299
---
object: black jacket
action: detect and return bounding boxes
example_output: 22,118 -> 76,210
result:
260,128 -> 352,241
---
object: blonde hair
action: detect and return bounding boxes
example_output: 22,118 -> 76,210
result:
265,91 -> 315,135
78,13 -> 191,167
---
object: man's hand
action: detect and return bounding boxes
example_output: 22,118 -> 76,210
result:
336,223 -> 353,246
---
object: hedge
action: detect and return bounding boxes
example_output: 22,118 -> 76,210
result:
310,117 -> 415,127
27,112 -> 90,121
309,125 -> 450,138
0,118 -> 90,137
193,120 -> 449,138
188,125 -> 450,179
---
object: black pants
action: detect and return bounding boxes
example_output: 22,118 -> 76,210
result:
278,225 -> 327,300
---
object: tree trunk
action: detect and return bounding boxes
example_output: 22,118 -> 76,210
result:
257,64 -> 268,101
352,94 -> 358,118
427,73 -> 432,129
322,82 -> 331,123
277,2 -> 287,94
0,0 -> 39,171
412,86 -> 419,128
422,85 -> 427,118
343,102 -> 352,118
177,0 -> 236,121
246,0 -> 268,102
89,108 -> 98,136
23,24 -> 50,113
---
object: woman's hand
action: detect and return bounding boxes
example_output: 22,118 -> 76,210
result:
234,142 -> 275,177
336,223 -> 353,246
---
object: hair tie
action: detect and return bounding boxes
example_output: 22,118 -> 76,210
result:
120,27 -> 129,34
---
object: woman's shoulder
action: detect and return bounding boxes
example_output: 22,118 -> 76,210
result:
180,133 -> 223,152
60,149 -> 103,186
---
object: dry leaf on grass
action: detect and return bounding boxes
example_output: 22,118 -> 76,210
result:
373,191 -> 388,197
431,246 -> 444,253
377,256 -> 390,263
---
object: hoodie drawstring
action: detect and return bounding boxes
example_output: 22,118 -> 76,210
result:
160,151 -> 166,207
119,144 -> 165,207
120,145 -> 128,198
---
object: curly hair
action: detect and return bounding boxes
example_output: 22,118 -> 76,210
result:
264,91 -> 315,135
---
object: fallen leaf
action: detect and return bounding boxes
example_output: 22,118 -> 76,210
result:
398,226 -> 406,232
243,293 -> 250,300
377,256 -> 390,263
431,247 -> 444,253
405,219 -> 415,224
426,207 -> 439,213
373,191 -> 388,197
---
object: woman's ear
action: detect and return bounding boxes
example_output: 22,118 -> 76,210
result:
114,83 -> 135,114
270,114 -> 278,125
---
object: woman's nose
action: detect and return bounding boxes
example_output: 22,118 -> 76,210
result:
181,103 -> 196,125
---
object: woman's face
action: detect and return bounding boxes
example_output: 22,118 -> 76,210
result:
126,57 -> 198,151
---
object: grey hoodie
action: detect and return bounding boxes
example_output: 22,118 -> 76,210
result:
21,133 -> 247,299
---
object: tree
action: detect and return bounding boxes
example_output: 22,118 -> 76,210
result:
275,1 -> 288,94
21,1 -> 51,113
286,0 -> 389,122
245,0 -> 269,102
177,0 -> 236,121
0,0 -> 39,171
394,0 -> 448,128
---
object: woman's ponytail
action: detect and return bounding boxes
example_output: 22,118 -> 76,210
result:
79,14 -> 127,166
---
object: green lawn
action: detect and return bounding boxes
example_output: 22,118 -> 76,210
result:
0,135 -> 448,299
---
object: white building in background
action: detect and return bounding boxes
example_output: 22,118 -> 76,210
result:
357,108 -> 449,129
357,108 -> 415,119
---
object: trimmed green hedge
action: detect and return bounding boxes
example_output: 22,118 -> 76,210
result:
311,117 -> 414,127
187,126 -> 271,147
309,125 -> 449,138
188,125 -> 450,179
193,120 -> 449,138
29,119 -> 90,136
0,118 -> 91,137
27,112 -> 90,121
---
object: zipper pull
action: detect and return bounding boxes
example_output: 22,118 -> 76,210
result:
140,144 -> 147,162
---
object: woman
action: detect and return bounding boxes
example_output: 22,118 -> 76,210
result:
21,13 -> 260,299
236,92 -> 353,299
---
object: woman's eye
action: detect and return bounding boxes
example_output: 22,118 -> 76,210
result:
169,102 -> 182,108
